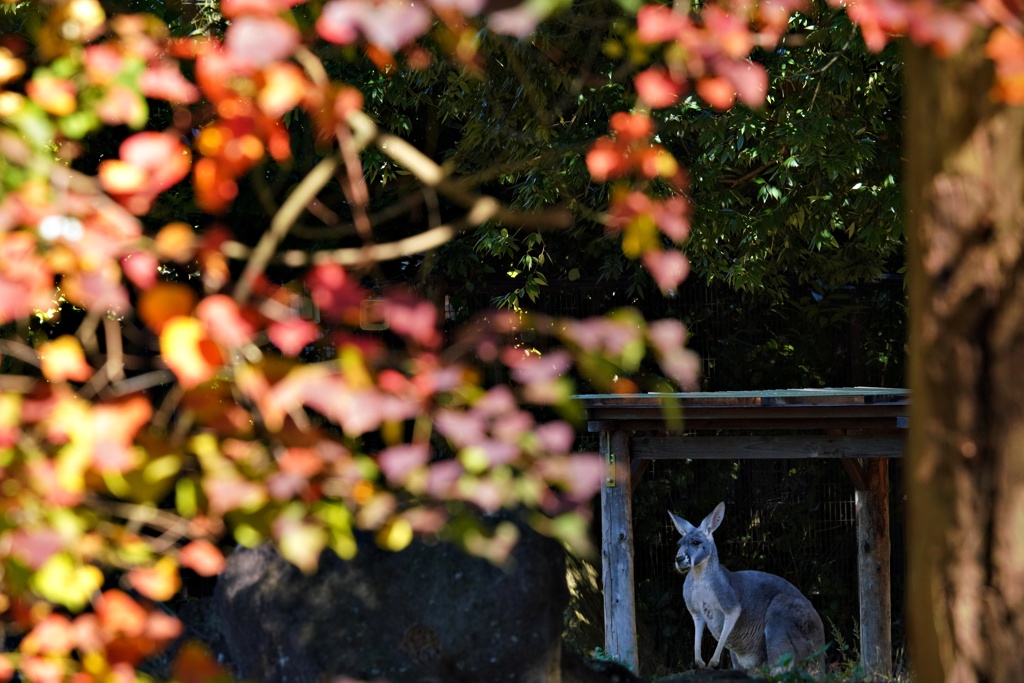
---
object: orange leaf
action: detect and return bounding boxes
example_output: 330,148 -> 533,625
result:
39,335 -> 92,383
20,614 -> 76,656
178,539 -> 226,577
586,137 -> 628,182
128,557 -> 181,602
138,283 -> 197,334
155,222 -> 197,263
634,68 -> 684,109
696,75 -> 736,110
196,294 -> 257,347
171,642 -> 227,683
96,590 -> 148,638
98,159 -> 147,194
160,317 -> 222,389
609,111 -> 653,144
26,77 -> 77,116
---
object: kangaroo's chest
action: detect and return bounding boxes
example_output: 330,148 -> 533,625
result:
683,577 -> 730,635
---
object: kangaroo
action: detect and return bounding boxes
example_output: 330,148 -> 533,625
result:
669,502 -> 826,674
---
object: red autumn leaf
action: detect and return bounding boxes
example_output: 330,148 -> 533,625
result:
197,294 -> 257,347
703,6 -> 753,59
696,75 -> 736,110
718,59 -> 769,107
160,316 -> 223,389
18,656 -> 64,683
268,317 -> 320,356
8,529 -> 65,570
534,420 -> 575,454
334,85 -> 365,119
488,5 -> 545,38
535,453 -> 605,500
378,443 -> 430,486
317,0 -> 432,52
609,111 -> 653,144
95,84 -> 147,127
100,132 -> 192,215
221,0 -> 309,17
90,396 -> 151,473
586,137 -> 628,182
61,267 -> 130,315
648,319 -> 701,388
636,4 -> 688,43
83,44 -> 124,85
0,233 -> 54,323
96,590 -> 149,638
315,0 -> 362,44
139,60 -> 201,104
634,67 -> 685,109
306,263 -> 367,323
642,248 -> 690,293
365,2 -> 433,51
652,195 -> 691,242
121,250 -> 159,289
226,15 -> 301,68
20,614 -> 76,656
120,131 -> 192,195
178,540 -> 227,577
386,288 -> 440,348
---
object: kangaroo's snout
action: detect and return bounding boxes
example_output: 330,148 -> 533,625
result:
674,553 -> 691,573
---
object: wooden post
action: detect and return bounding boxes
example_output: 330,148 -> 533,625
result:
855,457 -> 892,678
600,429 -> 639,673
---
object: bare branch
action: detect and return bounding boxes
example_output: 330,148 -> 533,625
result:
233,154 -> 341,304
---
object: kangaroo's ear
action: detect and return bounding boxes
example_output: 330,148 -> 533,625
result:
700,502 -> 726,535
668,511 -> 695,536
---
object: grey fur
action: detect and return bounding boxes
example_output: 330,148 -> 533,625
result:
668,502 -> 826,675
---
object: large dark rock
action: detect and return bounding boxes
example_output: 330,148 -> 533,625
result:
213,524 -> 569,683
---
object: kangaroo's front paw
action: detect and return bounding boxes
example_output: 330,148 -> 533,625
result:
708,655 -> 723,668
694,658 -> 707,669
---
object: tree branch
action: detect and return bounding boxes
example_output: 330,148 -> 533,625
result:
232,154 -> 341,304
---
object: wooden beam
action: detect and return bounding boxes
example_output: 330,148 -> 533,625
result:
632,435 -> 905,460
856,458 -> 892,678
600,430 -> 639,673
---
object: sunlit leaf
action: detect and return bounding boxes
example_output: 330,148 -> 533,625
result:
160,316 -> 223,389
128,556 -> 181,602
39,335 -> 92,383
226,15 -> 301,68
178,539 -> 226,577
634,68 -> 684,109
267,317 -> 319,356
31,553 -> 104,612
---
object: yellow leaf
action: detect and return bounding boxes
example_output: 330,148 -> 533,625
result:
160,316 -> 222,389
31,553 -> 103,611
376,517 -> 413,552
39,335 -> 92,382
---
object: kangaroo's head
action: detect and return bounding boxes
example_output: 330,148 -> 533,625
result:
668,502 -> 726,574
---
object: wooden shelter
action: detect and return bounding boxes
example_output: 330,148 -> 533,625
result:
579,387 -> 909,677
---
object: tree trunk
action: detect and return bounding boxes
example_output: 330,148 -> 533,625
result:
905,38 -> 1024,682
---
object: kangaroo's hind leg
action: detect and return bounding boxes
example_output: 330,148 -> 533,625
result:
764,598 -> 825,674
